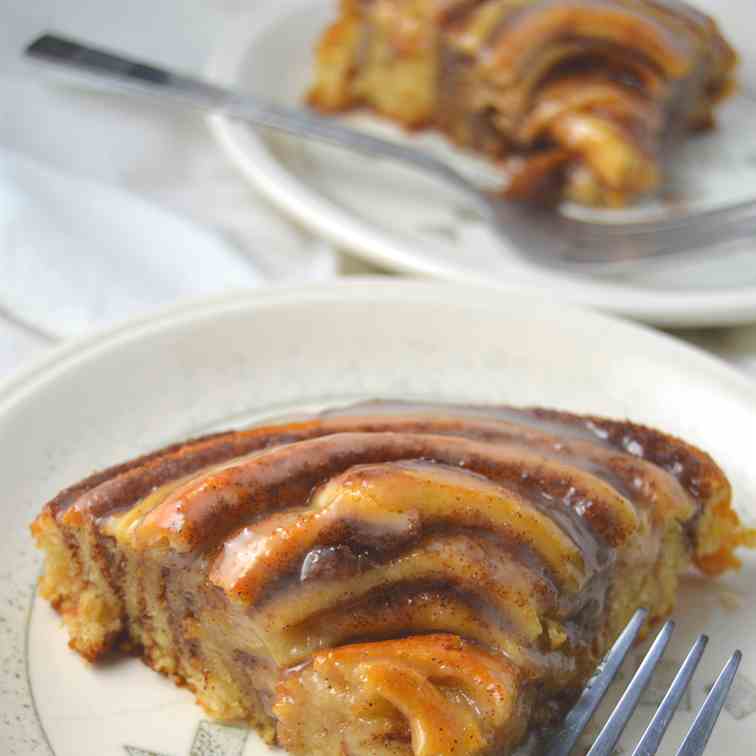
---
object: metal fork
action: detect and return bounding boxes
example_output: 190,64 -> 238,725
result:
544,609 -> 742,756
24,33 -> 756,272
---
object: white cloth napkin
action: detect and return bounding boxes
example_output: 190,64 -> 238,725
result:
0,0 -> 340,376
0,147 -> 335,340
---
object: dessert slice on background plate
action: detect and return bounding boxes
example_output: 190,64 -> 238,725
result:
309,0 -> 737,207
32,401 -> 754,755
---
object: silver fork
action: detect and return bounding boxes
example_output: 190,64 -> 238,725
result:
544,609 -> 742,756
24,33 -> 756,273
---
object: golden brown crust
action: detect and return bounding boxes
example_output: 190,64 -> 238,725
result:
49,403 -> 724,523
275,635 -> 529,756
31,401 -> 753,756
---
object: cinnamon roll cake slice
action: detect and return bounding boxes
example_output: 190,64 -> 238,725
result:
309,0 -> 737,206
32,402 -> 754,755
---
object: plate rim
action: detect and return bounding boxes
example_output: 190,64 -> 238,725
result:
204,0 -> 756,329
3,278 -> 756,412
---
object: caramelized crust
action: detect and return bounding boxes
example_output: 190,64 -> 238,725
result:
275,635 -> 529,756
308,0 -> 737,206
31,401 -> 754,755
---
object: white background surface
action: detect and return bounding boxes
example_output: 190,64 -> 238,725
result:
1,0 -> 756,379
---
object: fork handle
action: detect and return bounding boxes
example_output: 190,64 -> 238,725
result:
25,34 -> 479,199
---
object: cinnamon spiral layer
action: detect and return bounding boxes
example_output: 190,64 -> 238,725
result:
32,402 -> 753,755
309,0 -> 736,206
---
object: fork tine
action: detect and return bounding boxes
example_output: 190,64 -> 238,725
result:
587,620 -> 675,756
674,650 -> 742,756
630,635 -> 709,756
542,608 -> 647,756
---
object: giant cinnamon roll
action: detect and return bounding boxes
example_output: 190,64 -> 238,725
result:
309,0 -> 737,206
32,402 -> 753,755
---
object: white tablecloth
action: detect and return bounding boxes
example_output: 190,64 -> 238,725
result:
2,0 -> 756,382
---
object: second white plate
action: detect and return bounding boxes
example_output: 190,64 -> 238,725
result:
207,0 -> 756,328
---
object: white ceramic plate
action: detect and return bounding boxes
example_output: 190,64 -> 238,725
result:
3,279 -> 756,756
207,0 -> 756,328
